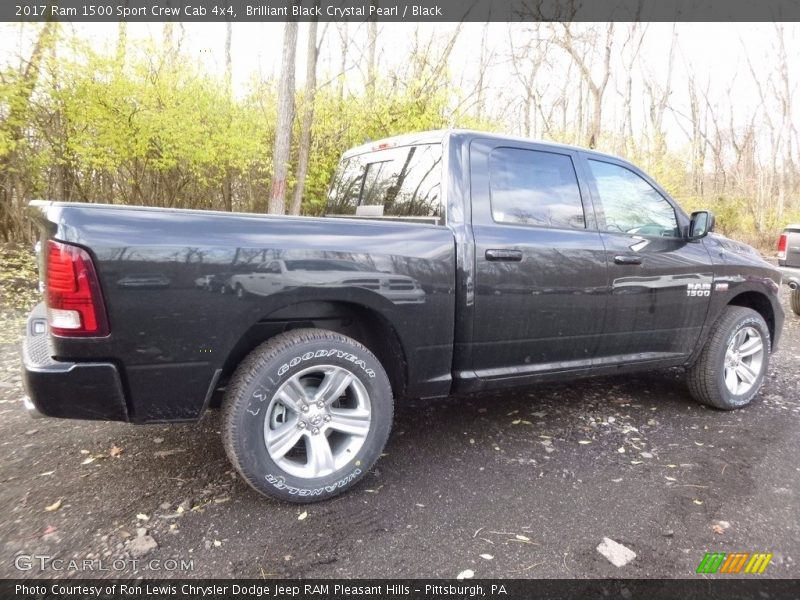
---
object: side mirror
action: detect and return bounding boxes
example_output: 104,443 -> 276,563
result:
688,210 -> 715,240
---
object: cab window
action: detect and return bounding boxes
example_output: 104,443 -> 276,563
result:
588,159 -> 679,237
488,147 -> 586,229
326,144 -> 443,222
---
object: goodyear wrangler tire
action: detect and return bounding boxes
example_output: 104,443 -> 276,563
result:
687,306 -> 770,410
791,289 -> 800,316
222,328 -> 393,503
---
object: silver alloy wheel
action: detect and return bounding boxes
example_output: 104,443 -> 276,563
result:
723,326 -> 765,396
263,365 -> 371,479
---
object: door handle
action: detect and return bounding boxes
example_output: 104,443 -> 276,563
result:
613,254 -> 643,265
486,249 -> 523,262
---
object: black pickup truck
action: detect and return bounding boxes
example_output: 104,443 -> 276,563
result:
22,130 -> 784,502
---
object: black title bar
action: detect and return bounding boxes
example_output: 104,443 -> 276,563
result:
5,0 -> 800,22
3,579 -> 800,600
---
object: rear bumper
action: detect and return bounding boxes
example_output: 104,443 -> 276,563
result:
21,303 -> 129,421
779,265 -> 800,290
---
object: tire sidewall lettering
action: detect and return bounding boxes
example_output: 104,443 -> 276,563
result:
277,349 -> 376,379
265,468 -> 363,496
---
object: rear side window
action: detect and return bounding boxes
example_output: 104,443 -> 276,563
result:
327,157 -> 364,213
326,144 -> 443,221
488,147 -> 585,229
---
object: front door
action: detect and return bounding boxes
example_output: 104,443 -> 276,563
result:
580,155 -> 713,361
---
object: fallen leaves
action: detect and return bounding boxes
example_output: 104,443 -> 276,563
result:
456,569 -> 474,580
44,499 -> 62,512
136,513 -> 150,521
480,554 -> 494,560
711,520 -> 730,534
297,511 -> 308,521
109,445 -> 123,458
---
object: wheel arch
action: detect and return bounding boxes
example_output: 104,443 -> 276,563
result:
217,300 -> 408,403
727,291 -> 776,348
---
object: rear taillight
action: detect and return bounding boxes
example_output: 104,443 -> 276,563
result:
46,240 -> 109,337
777,233 -> 788,260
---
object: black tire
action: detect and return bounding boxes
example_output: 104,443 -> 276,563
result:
222,328 -> 393,503
687,306 -> 770,410
791,289 -> 800,316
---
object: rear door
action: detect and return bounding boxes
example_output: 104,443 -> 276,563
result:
580,154 -> 713,360
469,139 -> 608,380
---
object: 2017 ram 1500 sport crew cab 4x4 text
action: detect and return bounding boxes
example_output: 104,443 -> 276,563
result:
22,130 -> 784,502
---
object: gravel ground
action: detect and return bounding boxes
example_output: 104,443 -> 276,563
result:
0,264 -> 798,580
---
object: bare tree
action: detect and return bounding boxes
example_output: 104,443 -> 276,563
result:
642,24 -> 677,161
618,22 -> 647,154
774,24 -> 796,220
367,1 -> 378,99
290,7 -> 321,216
268,14 -> 299,215
222,21 -> 234,212
337,22 -> 348,100
551,23 -> 614,149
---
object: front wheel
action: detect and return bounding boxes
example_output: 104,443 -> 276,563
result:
687,306 -> 770,410
222,329 -> 393,502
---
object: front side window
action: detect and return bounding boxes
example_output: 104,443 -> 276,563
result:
588,160 -> 679,237
488,147 -> 586,229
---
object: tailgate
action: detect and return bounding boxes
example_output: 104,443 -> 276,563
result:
786,226 -> 800,267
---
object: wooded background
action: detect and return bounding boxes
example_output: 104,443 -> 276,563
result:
1,20 -> 798,248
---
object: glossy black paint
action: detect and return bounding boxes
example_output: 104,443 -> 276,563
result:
23,130 -> 785,422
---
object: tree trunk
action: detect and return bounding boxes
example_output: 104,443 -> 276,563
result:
290,11 -> 320,216
223,21 -> 233,211
367,2 -> 378,99
337,23 -> 348,100
268,15 -> 299,215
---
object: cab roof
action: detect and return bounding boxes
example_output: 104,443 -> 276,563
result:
340,129 -> 625,163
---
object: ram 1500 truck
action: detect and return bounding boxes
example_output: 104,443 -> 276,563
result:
21,130 -> 784,502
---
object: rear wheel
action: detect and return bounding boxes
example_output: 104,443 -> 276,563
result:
687,306 -> 770,410
222,329 -> 393,502
791,289 -> 800,316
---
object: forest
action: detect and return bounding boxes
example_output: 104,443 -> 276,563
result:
1,21 -> 798,249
